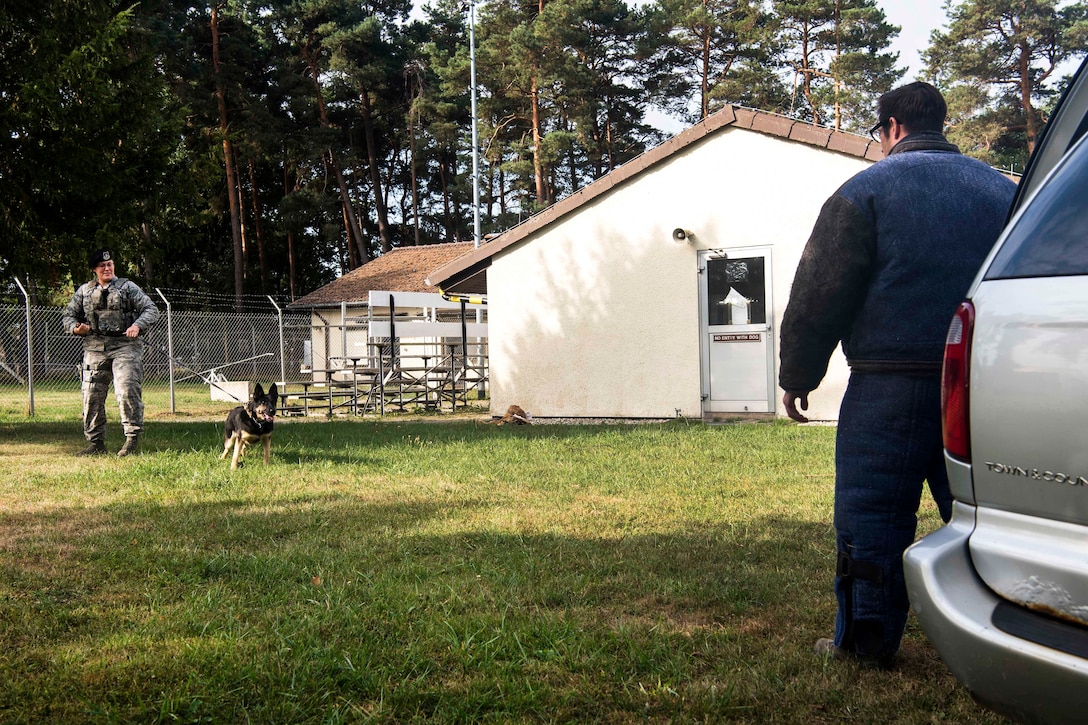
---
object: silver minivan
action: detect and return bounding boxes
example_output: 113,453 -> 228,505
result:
904,58 -> 1088,724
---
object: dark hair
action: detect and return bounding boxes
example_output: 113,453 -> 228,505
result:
876,81 -> 947,134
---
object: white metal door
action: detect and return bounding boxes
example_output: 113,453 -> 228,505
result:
699,248 -> 774,413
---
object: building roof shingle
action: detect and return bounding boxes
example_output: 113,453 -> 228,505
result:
289,242 -> 474,309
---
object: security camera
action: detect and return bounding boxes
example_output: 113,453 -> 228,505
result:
672,228 -> 693,242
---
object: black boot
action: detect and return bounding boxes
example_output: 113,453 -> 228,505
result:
117,437 -> 140,457
76,442 -> 107,456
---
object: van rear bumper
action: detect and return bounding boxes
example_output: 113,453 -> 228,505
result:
905,502 -> 1088,724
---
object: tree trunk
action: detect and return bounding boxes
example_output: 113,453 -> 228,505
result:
236,141 -> 248,278
140,216 -> 154,283
701,0 -> 710,119
801,19 -> 820,127
358,87 -> 393,253
1019,42 -> 1040,153
340,199 -> 360,269
498,161 -> 507,217
439,155 -> 454,243
531,74 -> 548,205
303,42 -> 368,263
248,160 -> 269,294
211,4 -> 245,311
606,118 -> 615,173
530,0 -> 549,206
833,0 -> 841,131
409,107 -> 420,246
283,162 -> 297,301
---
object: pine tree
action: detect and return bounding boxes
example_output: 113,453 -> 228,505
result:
773,0 -> 901,131
0,0 -> 178,292
647,0 -> 784,122
418,0 -> 485,242
325,0 -> 415,253
535,0 -> 660,186
924,0 -> 1088,166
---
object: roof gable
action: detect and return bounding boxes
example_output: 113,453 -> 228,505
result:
289,242 -> 474,309
426,106 -> 882,294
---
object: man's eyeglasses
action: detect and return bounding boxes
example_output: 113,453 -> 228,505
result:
869,119 -> 888,142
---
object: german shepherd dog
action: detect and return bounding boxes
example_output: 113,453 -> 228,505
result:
220,383 -> 278,470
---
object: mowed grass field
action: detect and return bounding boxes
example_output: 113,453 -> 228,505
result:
0,393 -> 1004,723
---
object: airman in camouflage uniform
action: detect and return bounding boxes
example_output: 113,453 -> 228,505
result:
62,249 -> 160,457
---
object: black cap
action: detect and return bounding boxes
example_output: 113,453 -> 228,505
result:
89,249 -> 112,268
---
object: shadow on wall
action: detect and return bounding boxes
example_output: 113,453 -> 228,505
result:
493,214 -> 728,419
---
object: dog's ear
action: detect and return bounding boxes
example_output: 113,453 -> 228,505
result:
269,382 -> 278,403
253,383 -> 265,400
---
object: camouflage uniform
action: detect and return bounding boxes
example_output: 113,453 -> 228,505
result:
63,277 -> 160,447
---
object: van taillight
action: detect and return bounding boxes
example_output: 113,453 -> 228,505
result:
942,302 -> 974,461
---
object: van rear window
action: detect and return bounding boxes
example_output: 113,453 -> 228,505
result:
986,138 -> 1088,279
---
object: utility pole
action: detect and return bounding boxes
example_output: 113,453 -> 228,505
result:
468,0 -> 482,248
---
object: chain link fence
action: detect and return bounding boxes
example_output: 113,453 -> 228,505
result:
2,287 -> 487,418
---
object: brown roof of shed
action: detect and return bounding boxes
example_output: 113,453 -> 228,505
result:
426,105 -> 884,295
289,242 -> 474,309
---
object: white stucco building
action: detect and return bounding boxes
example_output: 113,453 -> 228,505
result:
427,106 -> 885,421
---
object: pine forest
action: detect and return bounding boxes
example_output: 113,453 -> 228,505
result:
2,0 -> 1087,303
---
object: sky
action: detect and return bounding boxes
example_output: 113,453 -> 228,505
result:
882,0 -> 950,80
638,0 -> 952,132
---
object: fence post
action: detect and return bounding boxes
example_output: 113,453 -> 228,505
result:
13,277 -> 34,417
268,296 -> 286,385
459,299 -> 468,412
155,288 -> 176,413
341,300 -> 347,363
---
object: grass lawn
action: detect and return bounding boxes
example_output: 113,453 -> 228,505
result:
0,405 -> 1002,723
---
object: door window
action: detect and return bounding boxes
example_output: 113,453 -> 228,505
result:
707,256 -> 767,325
